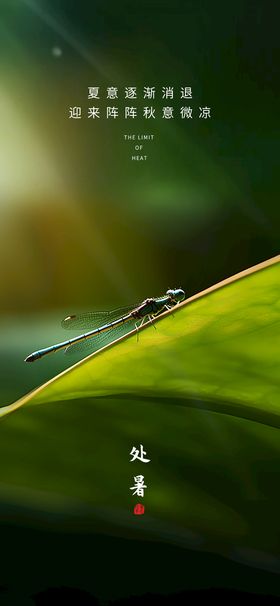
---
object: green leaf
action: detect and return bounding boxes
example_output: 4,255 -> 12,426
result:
0,255 -> 280,570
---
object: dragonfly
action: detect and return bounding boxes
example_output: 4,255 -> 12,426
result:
24,288 -> 185,363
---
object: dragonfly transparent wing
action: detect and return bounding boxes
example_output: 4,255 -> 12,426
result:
61,303 -> 140,331
64,319 -> 136,356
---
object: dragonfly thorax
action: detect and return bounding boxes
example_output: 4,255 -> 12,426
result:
132,298 -> 159,319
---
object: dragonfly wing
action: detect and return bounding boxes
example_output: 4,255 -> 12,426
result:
61,303 -> 140,330
64,319 -> 136,356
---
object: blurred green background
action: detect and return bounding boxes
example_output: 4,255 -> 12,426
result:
0,0 -> 279,602
0,0 -> 279,401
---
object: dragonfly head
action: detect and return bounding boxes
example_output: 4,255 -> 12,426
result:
166,288 -> 185,304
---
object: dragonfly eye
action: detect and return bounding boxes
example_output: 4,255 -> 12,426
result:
175,288 -> 185,302
166,288 -> 174,297
166,288 -> 185,303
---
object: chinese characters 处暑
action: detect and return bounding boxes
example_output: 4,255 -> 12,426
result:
129,443 -> 151,515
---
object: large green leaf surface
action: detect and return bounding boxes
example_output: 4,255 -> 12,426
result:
0,256 -> 280,571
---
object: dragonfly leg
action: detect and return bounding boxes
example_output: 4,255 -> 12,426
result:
148,315 -> 157,330
136,315 -> 157,341
164,304 -> 175,317
135,321 -> 140,342
135,316 -> 147,342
